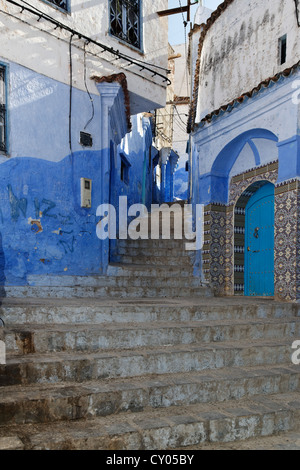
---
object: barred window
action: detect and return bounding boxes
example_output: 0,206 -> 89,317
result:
0,66 -> 7,154
44,0 -> 68,12
109,0 -> 141,49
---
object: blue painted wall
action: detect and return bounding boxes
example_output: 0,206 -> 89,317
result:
0,60 -> 155,285
174,167 -> 188,201
0,151 -> 105,285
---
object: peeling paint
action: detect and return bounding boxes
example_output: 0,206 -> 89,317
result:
28,218 -> 43,234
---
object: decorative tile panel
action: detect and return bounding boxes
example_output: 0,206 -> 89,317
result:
204,204 -> 234,296
229,162 -> 278,206
274,181 -> 299,301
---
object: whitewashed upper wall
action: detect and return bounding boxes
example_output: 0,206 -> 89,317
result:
0,0 -> 169,113
195,0 -> 300,122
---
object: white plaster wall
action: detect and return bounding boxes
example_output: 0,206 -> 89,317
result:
229,143 -> 256,176
195,0 -> 300,122
194,5 -> 213,26
173,44 -> 189,98
173,102 -> 189,168
251,138 -> 279,164
0,0 -> 169,114
172,44 -> 190,169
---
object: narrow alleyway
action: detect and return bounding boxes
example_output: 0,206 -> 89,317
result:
0,223 -> 299,449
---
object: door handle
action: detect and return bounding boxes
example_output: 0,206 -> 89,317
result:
248,247 -> 260,253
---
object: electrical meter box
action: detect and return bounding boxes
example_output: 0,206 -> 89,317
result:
80,178 -> 92,208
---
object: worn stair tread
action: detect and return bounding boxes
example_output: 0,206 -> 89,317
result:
6,317 -> 300,354
0,364 -> 298,403
7,316 -> 300,331
107,263 -> 195,274
26,274 -> 202,286
0,295 -> 295,307
3,337 -> 296,363
2,298 -> 298,326
4,285 -> 211,299
1,392 -> 299,450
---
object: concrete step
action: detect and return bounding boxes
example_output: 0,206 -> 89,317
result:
116,239 -> 190,249
25,275 -> 203,289
1,392 -> 299,449
117,255 -> 193,266
0,339 -> 295,387
1,297 -> 299,325
116,247 -> 195,258
3,285 -> 211,299
0,365 -> 298,426
107,263 -> 194,277
5,317 -> 300,355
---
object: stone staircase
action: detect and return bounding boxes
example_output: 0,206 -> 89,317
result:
3,238 -> 208,299
0,233 -> 300,449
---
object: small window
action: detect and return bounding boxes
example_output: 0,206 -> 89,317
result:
43,0 -> 68,12
279,35 -> 287,65
120,153 -> 131,185
0,66 -> 7,154
80,131 -> 93,147
109,0 -> 141,50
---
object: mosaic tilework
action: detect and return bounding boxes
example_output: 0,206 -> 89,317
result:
229,162 -> 278,206
204,204 -> 234,296
274,181 -> 298,302
203,162 -> 300,301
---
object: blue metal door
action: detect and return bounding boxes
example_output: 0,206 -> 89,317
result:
245,183 -> 274,296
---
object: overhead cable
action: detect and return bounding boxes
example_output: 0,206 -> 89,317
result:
4,0 -> 171,85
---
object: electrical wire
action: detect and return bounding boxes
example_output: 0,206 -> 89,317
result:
69,33 -> 73,156
83,41 -> 95,130
177,0 -> 190,97
295,0 -> 300,26
5,0 -> 171,84
174,105 -> 188,127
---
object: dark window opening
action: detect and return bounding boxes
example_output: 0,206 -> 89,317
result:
0,66 -> 7,154
80,131 -> 93,147
121,160 -> 126,182
120,153 -> 131,185
109,0 -> 141,49
279,35 -> 287,65
43,0 -> 68,11
148,145 -> 152,168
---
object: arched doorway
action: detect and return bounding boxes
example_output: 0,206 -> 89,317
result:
234,181 -> 275,297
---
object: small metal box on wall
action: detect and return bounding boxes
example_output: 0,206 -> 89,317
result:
80,178 -> 92,208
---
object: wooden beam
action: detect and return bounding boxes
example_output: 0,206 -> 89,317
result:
157,0 -> 196,22
157,6 -> 189,17
187,0 -> 191,21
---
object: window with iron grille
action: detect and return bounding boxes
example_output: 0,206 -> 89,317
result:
109,0 -> 141,50
0,66 -> 7,154
44,0 -> 68,12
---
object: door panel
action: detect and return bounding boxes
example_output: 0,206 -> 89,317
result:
245,183 -> 274,296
